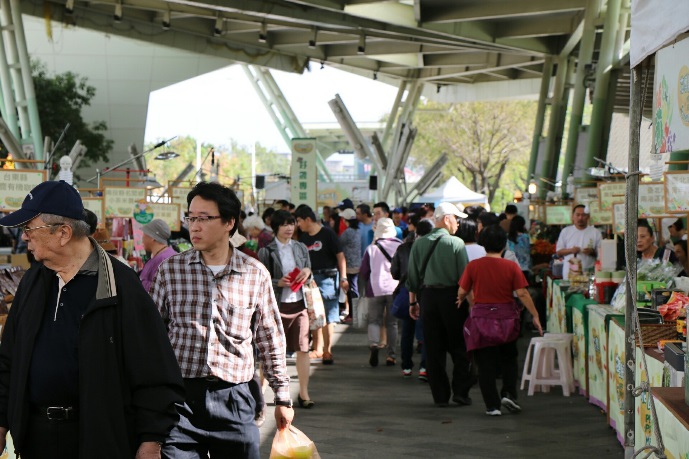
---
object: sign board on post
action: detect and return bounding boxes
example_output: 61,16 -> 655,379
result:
588,200 -> 613,225
149,203 -> 181,231
664,172 -> 689,213
170,187 -> 192,205
104,187 -> 147,218
612,203 -> 626,235
82,198 -> 104,226
545,205 -> 572,225
0,170 -> 46,211
638,182 -> 668,218
598,182 -> 626,212
290,138 -> 317,210
574,187 -> 599,205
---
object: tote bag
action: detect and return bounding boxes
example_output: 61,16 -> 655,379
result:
303,279 -> 326,330
463,302 -> 521,352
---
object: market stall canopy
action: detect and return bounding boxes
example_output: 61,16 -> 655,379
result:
631,0 -> 689,67
417,176 -> 488,207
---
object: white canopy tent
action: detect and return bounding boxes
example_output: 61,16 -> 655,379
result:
417,176 -> 489,208
631,0 -> 689,67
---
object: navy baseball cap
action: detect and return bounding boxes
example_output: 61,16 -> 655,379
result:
0,180 -> 85,227
337,198 -> 354,210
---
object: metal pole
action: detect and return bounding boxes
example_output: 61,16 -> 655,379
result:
528,57 -> 553,180
539,56 -> 569,199
382,80 -> 407,151
623,62 -> 641,459
562,0 -> 601,183
585,0 -> 622,169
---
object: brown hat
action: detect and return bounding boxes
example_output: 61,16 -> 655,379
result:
93,227 -> 116,251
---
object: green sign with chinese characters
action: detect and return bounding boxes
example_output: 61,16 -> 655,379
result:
290,138 -> 317,210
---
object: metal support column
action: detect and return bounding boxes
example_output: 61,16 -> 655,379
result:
242,65 -> 332,182
562,0 -> 601,185
539,56 -> 569,199
528,57 -> 553,180
381,80 -> 407,152
585,0 -> 622,169
624,62 -> 641,459
9,0 -> 42,159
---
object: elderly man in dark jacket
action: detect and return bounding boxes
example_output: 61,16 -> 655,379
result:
0,180 -> 184,459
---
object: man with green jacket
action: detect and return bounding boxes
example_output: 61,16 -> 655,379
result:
407,202 -> 473,407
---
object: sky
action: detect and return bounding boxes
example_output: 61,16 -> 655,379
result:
144,64 -> 401,153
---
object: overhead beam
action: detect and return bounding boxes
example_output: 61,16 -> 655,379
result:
421,0 -> 588,23
419,58 -> 545,82
495,16 -> 580,39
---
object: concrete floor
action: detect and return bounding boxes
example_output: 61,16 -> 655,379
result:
258,325 -> 625,459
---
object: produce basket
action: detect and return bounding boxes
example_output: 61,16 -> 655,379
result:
634,323 -> 678,347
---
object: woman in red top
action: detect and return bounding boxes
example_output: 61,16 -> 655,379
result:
457,225 -> 543,416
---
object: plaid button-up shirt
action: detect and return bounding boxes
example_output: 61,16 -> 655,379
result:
150,246 -> 290,402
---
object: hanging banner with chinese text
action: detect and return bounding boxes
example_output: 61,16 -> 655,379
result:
0,170 -> 46,211
170,186 -> 192,205
545,205 -> 572,225
664,172 -> 689,213
598,182 -> 626,212
588,201 -> 613,226
612,203 -> 626,235
654,35 -> 689,154
104,187 -> 147,218
82,198 -> 104,226
638,182 -> 668,218
149,203 -> 181,231
574,187 -> 599,205
291,138 -> 317,210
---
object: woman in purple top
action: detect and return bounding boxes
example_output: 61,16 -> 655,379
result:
139,219 -> 177,292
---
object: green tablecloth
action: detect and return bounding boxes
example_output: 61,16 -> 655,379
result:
569,294 -> 598,394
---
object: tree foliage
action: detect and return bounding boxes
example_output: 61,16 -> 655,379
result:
412,100 -> 537,209
32,62 -> 113,170
146,136 -> 289,202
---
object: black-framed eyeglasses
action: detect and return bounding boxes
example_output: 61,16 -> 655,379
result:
20,223 -> 61,235
184,215 -> 222,224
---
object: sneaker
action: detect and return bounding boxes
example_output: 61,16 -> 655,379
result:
501,396 -> 522,413
369,347 -> 379,367
402,369 -> 412,378
418,368 -> 428,382
486,409 -> 502,416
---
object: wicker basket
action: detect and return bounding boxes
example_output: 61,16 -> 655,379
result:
635,323 -> 678,347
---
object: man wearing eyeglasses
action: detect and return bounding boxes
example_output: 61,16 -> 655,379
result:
0,180 -> 185,459
406,202 -> 475,408
150,181 -> 293,459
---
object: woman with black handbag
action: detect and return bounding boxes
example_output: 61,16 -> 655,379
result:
457,225 -> 543,416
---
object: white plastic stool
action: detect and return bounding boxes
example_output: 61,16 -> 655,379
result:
521,335 -> 575,396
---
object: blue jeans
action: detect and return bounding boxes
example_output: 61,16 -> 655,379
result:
401,316 -> 427,370
163,379 -> 259,459
314,271 -> 339,324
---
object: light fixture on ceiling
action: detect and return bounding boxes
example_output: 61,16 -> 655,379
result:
139,175 -> 163,190
357,34 -> 366,55
114,2 -> 122,22
309,27 -> 318,48
154,151 -> 180,161
213,15 -> 223,37
258,22 -> 267,43
161,10 -> 171,30
65,0 -> 74,14
527,178 -> 537,195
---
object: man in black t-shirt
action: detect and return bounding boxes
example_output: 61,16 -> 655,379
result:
295,205 -> 348,365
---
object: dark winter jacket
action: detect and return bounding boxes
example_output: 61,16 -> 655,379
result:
0,239 -> 184,457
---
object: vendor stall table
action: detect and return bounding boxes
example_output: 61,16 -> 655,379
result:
548,280 -> 568,333
569,294 -> 598,395
608,317 -> 670,446
587,304 -> 621,411
647,388 -> 689,457
635,348 -> 669,450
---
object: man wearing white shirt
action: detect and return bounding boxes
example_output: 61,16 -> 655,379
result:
556,204 -> 602,278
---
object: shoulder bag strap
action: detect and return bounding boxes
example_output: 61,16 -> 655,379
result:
420,235 -> 444,285
374,241 -> 393,263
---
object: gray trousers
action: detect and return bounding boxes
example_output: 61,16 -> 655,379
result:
367,294 -> 398,357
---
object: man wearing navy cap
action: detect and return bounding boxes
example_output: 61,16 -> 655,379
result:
0,180 -> 184,459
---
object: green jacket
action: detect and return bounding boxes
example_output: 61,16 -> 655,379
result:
406,228 -> 469,293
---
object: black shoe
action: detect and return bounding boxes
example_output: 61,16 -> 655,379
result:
435,402 -> 450,408
298,395 -> 315,409
501,396 -> 521,413
452,395 -> 472,406
369,347 -> 379,367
